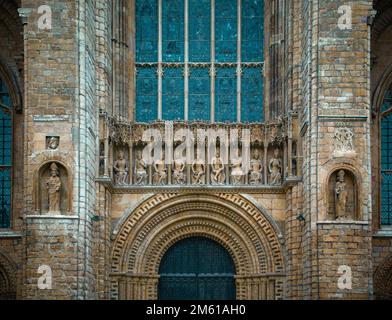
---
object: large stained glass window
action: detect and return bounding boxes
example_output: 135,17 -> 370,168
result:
0,77 -> 11,229
135,0 -> 264,123
381,89 -> 392,225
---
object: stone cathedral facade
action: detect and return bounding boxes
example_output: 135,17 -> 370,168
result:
0,0 -> 391,300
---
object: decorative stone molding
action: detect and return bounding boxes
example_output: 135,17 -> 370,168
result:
333,127 -> 356,157
110,193 -> 285,300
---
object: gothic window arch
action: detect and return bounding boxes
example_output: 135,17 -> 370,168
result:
380,87 -> 392,225
0,75 -> 12,229
135,0 -> 265,123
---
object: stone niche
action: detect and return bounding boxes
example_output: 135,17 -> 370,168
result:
327,169 -> 358,221
36,162 -> 71,215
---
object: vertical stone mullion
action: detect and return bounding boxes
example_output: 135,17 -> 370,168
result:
184,0 -> 189,121
210,0 -> 215,123
237,0 -> 242,122
158,0 -> 163,120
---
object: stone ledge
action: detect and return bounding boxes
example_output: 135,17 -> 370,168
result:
33,115 -> 72,122
96,177 -> 303,194
0,231 -> 23,239
317,220 -> 369,225
373,228 -> 392,238
24,215 -> 79,220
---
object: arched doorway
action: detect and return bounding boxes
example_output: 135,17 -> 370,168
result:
110,193 -> 286,300
158,237 -> 236,300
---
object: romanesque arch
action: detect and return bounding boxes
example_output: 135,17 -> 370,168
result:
110,193 -> 286,300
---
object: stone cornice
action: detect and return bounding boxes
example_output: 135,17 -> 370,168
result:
96,177 -> 287,194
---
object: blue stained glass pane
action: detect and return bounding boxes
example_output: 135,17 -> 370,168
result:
242,67 -> 263,122
136,67 -> 158,122
136,0 -> 158,62
162,0 -> 184,62
381,92 -> 392,225
0,77 -> 12,229
215,0 -> 237,62
381,172 -> 392,225
215,68 -> 236,122
242,0 -> 264,62
163,68 -> 184,120
0,168 -> 11,228
189,68 -> 210,121
189,0 -> 211,62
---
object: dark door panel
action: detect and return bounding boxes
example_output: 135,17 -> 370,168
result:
158,237 -> 236,300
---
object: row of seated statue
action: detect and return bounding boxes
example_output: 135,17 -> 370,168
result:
113,148 -> 283,186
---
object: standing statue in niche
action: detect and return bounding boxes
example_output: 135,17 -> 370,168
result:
173,156 -> 186,185
335,170 -> 348,220
269,148 -> 283,186
114,151 -> 129,185
135,150 -> 148,185
153,151 -> 167,185
249,149 -> 263,185
231,155 -> 244,185
211,148 -> 226,185
46,163 -> 61,213
192,150 -> 205,185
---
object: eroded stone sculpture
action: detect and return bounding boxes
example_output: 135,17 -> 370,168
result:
334,127 -> 355,156
269,148 -> 282,186
192,151 -> 205,185
211,149 -> 226,185
135,150 -> 148,185
114,151 -> 129,185
335,170 -> 348,220
46,162 -> 61,213
249,149 -> 263,185
47,136 -> 60,150
153,152 -> 167,185
173,157 -> 186,185
231,155 -> 244,185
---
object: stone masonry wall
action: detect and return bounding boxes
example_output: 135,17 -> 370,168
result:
307,0 -> 373,299
21,0 -> 98,299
